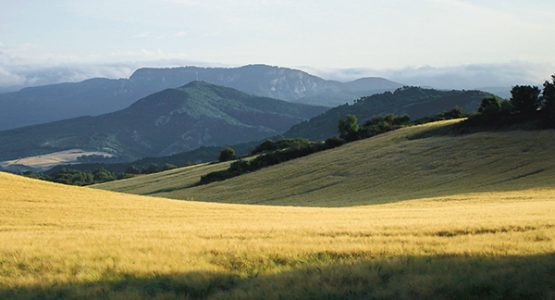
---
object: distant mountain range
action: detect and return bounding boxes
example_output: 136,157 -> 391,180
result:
0,81 -> 326,161
0,64 -> 402,130
284,87 -> 493,140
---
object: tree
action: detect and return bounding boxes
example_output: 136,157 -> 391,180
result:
541,75 -> 555,126
338,115 -> 359,140
93,168 -> 116,183
219,147 -> 236,162
478,97 -> 502,115
444,107 -> 465,119
251,139 -> 274,155
510,85 -> 541,116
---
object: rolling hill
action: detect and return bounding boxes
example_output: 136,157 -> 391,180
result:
97,120 -> 555,206
0,64 -> 401,130
284,87 -> 492,140
1,159 -> 554,298
0,81 -> 326,162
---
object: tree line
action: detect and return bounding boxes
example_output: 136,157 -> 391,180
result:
200,112 -> 455,185
23,163 -> 177,186
460,75 -> 555,129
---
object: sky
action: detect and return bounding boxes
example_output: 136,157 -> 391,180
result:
0,0 -> 554,88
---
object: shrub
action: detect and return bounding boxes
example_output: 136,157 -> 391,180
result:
338,115 -> 359,140
219,147 -> 236,162
325,136 -> 346,148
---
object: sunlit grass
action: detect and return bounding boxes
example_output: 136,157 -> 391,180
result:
1,171 -> 554,299
96,120 -> 555,206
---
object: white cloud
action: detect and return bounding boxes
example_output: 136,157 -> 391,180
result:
0,66 -> 25,87
305,62 -> 555,89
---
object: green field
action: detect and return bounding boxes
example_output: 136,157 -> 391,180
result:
97,120 -> 555,206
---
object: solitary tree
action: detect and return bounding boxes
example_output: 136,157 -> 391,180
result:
510,85 -> 541,116
338,115 -> 359,140
219,147 -> 236,162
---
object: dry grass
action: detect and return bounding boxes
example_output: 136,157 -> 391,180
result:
97,120 -> 555,207
1,171 -> 554,299
1,149 -> 113,170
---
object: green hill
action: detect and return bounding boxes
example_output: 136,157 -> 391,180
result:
284,87 -> 492,140
96,120 -> 555,206
0,81 -> 326,162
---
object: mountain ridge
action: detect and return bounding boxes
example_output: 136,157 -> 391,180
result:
0,81 -> 326,161
0,64 -> 402,130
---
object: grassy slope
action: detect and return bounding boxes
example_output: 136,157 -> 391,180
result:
101,161 -> 233,196
97,120 -> 555,206
1,171 -> 554,299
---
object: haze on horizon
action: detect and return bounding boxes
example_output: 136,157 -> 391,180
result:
1,0 -> 554,89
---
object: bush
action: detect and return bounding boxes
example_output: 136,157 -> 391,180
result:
325,136 -> 345,148
251,139 -> 312,155
219,147 -> 236,162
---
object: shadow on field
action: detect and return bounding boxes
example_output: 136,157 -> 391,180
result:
1,254 -> 553,300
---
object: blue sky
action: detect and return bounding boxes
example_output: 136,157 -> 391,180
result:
0,0 -> 554,87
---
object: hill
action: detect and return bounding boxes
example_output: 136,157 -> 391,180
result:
0,81 -> 326,162
284,87 -> 492,140
0,65 -> 401,130
97,120 -> 555,206
1,167 -> 554,298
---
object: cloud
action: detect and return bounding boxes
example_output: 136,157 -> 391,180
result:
303,62 -> 555,89
0,67 -> 26,87
132,31 -> 188,40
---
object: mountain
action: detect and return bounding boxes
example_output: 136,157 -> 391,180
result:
0,81 -> 326,161
284,87 -> 492,140
97,119 -> 555,206
0,64 -> 402,130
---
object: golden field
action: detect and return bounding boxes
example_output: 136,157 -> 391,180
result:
2,121 -> 555,299
1,171 -> 554,299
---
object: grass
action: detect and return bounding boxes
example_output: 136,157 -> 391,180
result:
1,171 -> 554,299
95,161 -> 234,195
97,120 -> 555,206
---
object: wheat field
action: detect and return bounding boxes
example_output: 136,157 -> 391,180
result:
1,169 -> 554,299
